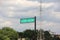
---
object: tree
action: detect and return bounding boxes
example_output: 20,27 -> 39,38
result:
18,32 -> 24,40
0,34 -> 10,40
23,29 -> 38,40
44,31 -> 52,40
52,35 -> 60,40
2,27 -> 19,40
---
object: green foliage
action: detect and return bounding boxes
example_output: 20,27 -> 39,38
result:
23,29 -> 38,40
44,31 -> 52,40
0,34 -> 10,40
0,27 -> 18,40
24,30 -> 34,38
19,32 -> 24,38
52,35 -> 60,40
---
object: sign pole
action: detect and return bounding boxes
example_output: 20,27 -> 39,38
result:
20,16 -> 37,40
34,16 -> 37,40
35,16 -> 36,33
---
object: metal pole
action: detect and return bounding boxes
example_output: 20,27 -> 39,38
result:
34,16 -> 37,40
40,0 -> 42,40
35,16 -> 36,33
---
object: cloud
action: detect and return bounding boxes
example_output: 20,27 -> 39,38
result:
41,3 -> 54,8
0,0 -> 40,18
41,0 -> 60,3
51,11 -> 60,19
0,0 -> 60,34
18,0 -> 40,7
0,0 -> 40,7
27,0 -> 40,2
0,0 -> 40,32
38,0 -> 60,34
40,2 -> 60,23
40,21 -> 60,34
1,21 -> 12,26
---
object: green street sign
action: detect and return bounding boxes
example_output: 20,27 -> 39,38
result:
20,18 -> 35,23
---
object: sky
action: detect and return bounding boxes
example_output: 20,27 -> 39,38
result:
0,0 -> 60,34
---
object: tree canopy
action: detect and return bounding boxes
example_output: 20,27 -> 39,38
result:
0,27 -> 18,40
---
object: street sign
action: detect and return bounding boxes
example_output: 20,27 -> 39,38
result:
20,16 -> 37,40
20,18 -> 35,23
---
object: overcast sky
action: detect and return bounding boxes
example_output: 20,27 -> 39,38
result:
0,0 -> 60,34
